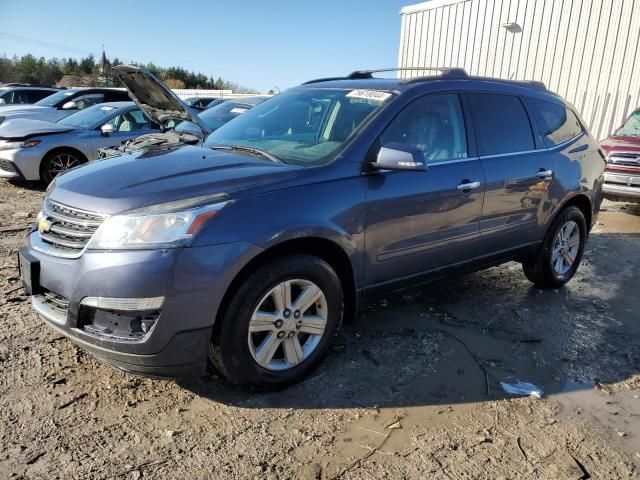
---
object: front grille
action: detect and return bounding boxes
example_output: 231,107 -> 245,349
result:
39,199 -> 107,255
38,199 -> 106,254
0,158 -> 17,173
608,152 -> 640,169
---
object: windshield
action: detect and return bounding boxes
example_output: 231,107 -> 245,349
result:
205,88 -> 391,165
617,111 -> 640,137
35,90 -> 75,107
57,104 -> 118,129
199,101 -> 255,130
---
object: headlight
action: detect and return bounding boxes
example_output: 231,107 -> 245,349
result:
87,194 -> 230,250
0,139 -> 41,151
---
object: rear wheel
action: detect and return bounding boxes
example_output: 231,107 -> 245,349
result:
209,255 -> 343,388
41,150 -> 86,185
522,206 -> 587,288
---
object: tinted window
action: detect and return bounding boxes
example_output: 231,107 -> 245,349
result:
28,90 -> 56,103
469,93 -> 534,155
380,93 -> 468,162
526,98 -> 582,146
105,90 -> 131,102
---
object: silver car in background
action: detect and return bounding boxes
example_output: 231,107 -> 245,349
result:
0,102 -> 158,183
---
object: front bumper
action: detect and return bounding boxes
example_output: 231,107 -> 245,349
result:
603,172 -> 640,201
0,146 -> 44,181
24,233 -> 262,377
0,157 -> 25,180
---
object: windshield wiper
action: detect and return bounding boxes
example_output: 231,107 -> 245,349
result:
210,144 -> 284,164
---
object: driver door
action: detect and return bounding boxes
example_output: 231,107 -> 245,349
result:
364,93 -> 485,287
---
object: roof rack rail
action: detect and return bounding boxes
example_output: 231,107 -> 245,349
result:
302,67 -> 469,85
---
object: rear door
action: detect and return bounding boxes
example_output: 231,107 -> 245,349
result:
467,92 -> 556,257
364,92 -> 485,287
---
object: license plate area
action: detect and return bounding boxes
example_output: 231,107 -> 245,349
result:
18,247 -> 41,296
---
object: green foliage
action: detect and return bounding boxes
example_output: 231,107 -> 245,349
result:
0,53 -> 256,92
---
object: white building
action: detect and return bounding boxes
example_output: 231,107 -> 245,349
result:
398,0 -> 640,140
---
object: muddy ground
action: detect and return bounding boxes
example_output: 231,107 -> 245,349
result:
0,178 -> 639,480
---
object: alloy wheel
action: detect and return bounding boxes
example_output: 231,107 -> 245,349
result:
551,220 -> 580,275
247,279 -> 328,371
48,153 -> 82,179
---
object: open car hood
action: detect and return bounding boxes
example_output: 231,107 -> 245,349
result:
113,65 -> 212,136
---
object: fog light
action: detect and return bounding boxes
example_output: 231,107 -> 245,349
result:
80,296 -> 164,311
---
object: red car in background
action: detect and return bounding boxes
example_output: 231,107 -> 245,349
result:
601,108 -> 640,204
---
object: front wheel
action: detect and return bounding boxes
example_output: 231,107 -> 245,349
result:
41,150 -> 85,185
209,255 -> 343,388
522,206 -> 587,288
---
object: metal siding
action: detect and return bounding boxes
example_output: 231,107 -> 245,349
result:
399,0 -> 640,140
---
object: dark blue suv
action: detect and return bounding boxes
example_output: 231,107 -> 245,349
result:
20,67 -> 604,387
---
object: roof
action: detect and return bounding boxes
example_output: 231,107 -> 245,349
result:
0,86 -> 59,92
299,68 -> 559,99
93,101 -> 135,109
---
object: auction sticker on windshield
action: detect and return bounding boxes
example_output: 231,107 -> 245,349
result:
346,89 -> 392,104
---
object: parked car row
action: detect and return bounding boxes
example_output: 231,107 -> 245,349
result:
0,69 -> 266,183
15,65 -> 605,388
0,85 -> 61,105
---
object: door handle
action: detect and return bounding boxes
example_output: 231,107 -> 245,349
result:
456,181 -> 481,191
536,169 -> 553,179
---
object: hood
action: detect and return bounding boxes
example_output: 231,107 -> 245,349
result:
50,145 -> 302,214
0,105 -> 56,122
0,118 -> 74,140
601,135 -> 640,155
113,65 -> 211,136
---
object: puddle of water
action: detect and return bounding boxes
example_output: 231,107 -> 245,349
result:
549,380 -> 640,468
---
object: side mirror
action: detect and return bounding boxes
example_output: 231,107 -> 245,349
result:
101,123 -> 115,136
0,98 -> 5,104
371,143 -> 427,171
61,101 -> 78,110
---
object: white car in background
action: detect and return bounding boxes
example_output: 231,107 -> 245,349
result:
0,88 -> 131,125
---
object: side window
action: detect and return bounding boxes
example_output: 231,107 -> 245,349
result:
13,90 -> 31,104
380,93 -> 468,162
468,93 -> 534,155
104,110 -> 149,132
28,90 -> 54,103
74,94 -> 104,110
525,98 -> 583,147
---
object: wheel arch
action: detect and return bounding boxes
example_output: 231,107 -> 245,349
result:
213,237 -> 358,343
560,193 -> 593,233
40,146 -> 89,179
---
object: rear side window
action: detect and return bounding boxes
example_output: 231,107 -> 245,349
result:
28,90 -> 55,103
380,93 -> 468,162
468,93 -> 534,155
526,98 -> 583,146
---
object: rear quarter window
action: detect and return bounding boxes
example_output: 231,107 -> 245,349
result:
525,98 -> 583,147
468,93 -> 535,155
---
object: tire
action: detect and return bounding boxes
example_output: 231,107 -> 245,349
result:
209,255 -> 343,388
40,150 -> 86,185
522,206 -> 587,288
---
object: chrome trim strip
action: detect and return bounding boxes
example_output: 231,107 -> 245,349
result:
33,294 -> 67,325
30,231 -> 85,259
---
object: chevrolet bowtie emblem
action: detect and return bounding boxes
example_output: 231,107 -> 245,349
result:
38,217 -> 52,233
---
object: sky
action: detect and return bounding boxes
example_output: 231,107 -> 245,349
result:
0,0 -> 412,92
